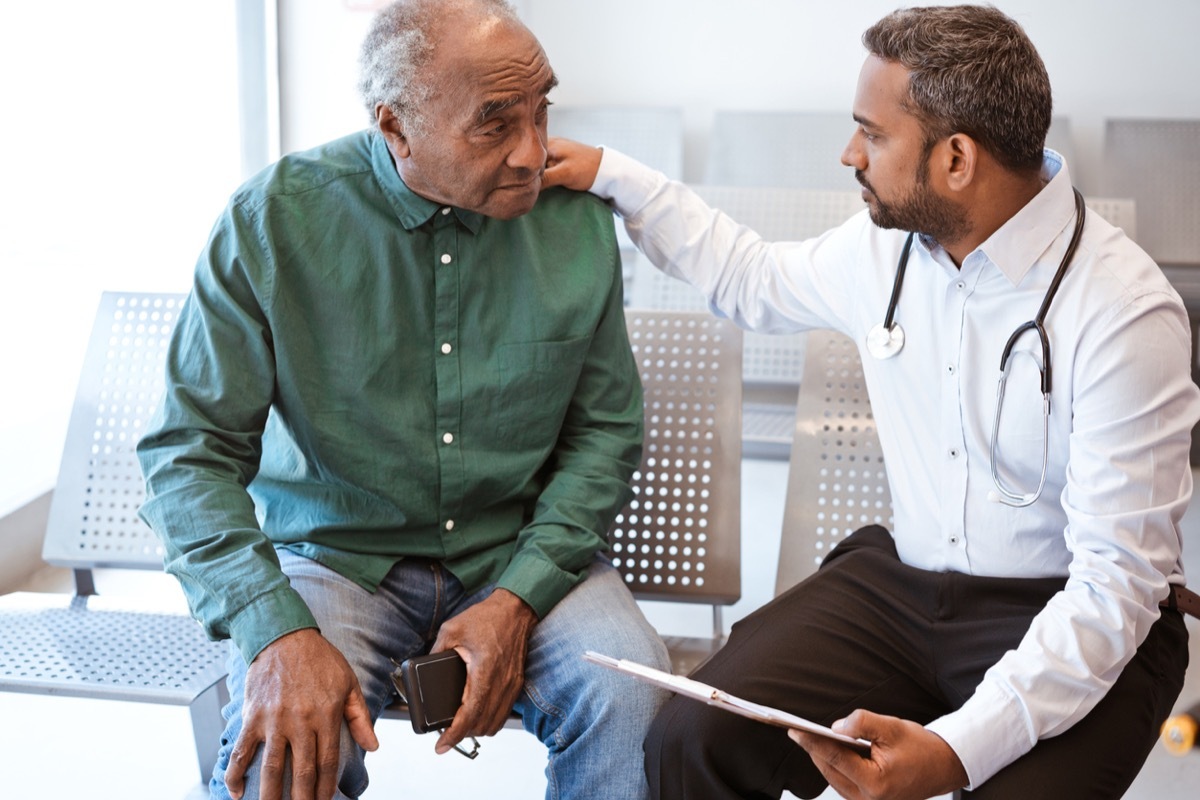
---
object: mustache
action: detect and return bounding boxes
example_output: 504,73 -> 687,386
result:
855,170 -> 874,194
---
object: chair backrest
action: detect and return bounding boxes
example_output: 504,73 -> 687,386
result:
1084,197 -> 1138,242
42,292 -> 187,570
706,111 -> 859,191
775,329 -> 892,595
611,310 -> 743,605
1041,198 -> 1139,297
629,185 -> 864,388
549,106 -> 685,181
44,294 -> 742,606
1101,118 -> 1200,265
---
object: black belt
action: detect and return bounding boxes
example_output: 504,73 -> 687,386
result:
1161,585 -> 1200,619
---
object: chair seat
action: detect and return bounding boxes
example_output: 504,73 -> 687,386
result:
0,592 -> 227,705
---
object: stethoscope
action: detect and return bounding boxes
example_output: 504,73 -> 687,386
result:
866,188 -> 1087,507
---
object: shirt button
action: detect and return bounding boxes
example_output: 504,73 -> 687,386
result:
956,281 -> 966,291
948,448 -> 960,459
445,519 -> 455,531
440,253 -> 452,265
441,342 -> 452,354
946,364 -> 956,375
442,432 -> 454,444
441,207 -> 452,216
949,536 -> 959,545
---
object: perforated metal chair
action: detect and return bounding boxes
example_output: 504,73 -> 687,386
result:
775,329 -> 892,594
0,291 -> 227,786
630,185 -> 865,459
1084,196 -> 1137,241
1101,119 -> 1200,267
2,293 -> 743,759
612,310 -> 743,673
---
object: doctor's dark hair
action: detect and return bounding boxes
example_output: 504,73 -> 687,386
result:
863,5 -> 1052,173
357,0 -> 519,134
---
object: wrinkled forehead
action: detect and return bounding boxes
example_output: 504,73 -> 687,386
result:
430,14 -> 554,96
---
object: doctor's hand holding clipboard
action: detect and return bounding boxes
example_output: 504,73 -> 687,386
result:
582,651 -> 872,756
585,651 -> 971,799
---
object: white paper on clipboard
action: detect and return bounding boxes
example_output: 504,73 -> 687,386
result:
583,651 -> 872,757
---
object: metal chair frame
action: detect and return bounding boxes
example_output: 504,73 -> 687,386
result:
0,294 -> 744,785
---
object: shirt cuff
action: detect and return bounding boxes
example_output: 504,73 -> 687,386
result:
925,679 -> 1036,790
590,146 -> 669,218
227,585 -> 320,664
496,551 -> 583,620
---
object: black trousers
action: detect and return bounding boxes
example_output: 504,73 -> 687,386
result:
644,526 -> 1189,799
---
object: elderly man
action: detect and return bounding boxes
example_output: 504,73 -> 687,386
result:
546,5 -> 1196,799
137,2 -> 668,799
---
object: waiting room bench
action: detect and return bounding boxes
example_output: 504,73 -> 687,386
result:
0,291 -> 744,789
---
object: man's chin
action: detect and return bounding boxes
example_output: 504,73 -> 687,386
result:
487,180 -> 542,219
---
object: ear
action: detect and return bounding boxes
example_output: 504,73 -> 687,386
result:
376,103 -> 411,159
941,132 -> 978,192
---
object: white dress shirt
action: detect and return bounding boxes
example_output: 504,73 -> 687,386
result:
592,146 -> 1199,786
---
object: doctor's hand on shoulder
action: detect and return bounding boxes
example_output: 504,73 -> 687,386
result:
544,137 -> 604,192
790,709 -> 969,800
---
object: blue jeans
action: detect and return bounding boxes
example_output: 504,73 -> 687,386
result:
211,551 -> 670,799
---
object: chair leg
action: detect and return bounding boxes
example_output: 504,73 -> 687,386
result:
188,678 -> 230,783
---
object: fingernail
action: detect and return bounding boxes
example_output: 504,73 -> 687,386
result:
832,718 -> 847,731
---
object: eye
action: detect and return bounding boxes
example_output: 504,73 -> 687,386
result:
536,99 -> 553,122
483,121 -> 507,138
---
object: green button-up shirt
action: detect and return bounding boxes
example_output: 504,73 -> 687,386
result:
137,130 -> 642,663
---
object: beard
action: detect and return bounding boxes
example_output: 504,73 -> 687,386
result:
856,163 -> 970,245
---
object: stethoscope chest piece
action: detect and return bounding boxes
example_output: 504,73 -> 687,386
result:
866,322 -> 905,360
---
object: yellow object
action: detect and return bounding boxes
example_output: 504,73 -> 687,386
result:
1161,711 -> 1198,756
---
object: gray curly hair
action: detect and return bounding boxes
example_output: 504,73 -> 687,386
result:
863,5 -> 1052,173
357,0 -> 520,134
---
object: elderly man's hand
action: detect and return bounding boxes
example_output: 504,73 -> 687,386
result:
224,628 -> 378,800
430,588 -> 539,754
544,137 -> 604,192
789,709 -> 968,800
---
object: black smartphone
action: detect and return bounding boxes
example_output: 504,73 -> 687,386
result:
397,650 -> 468,734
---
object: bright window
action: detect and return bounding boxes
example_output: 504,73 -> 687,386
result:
0,2 -> 243,515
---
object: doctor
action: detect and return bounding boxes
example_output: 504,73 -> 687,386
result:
546,5 -> 1196,800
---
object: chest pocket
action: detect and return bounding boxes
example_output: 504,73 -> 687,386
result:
493,336 -> 592,444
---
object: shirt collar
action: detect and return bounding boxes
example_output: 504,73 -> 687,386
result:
369,130 -> 484,234
975,149 -> 1077,286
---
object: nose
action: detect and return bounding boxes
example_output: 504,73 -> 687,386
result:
841,130 -> 866,171
509,119 -> 548,174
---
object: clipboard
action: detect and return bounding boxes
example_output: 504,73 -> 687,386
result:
583,651 -> 872,757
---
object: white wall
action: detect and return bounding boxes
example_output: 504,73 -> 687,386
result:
279,0 -> 1200,191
